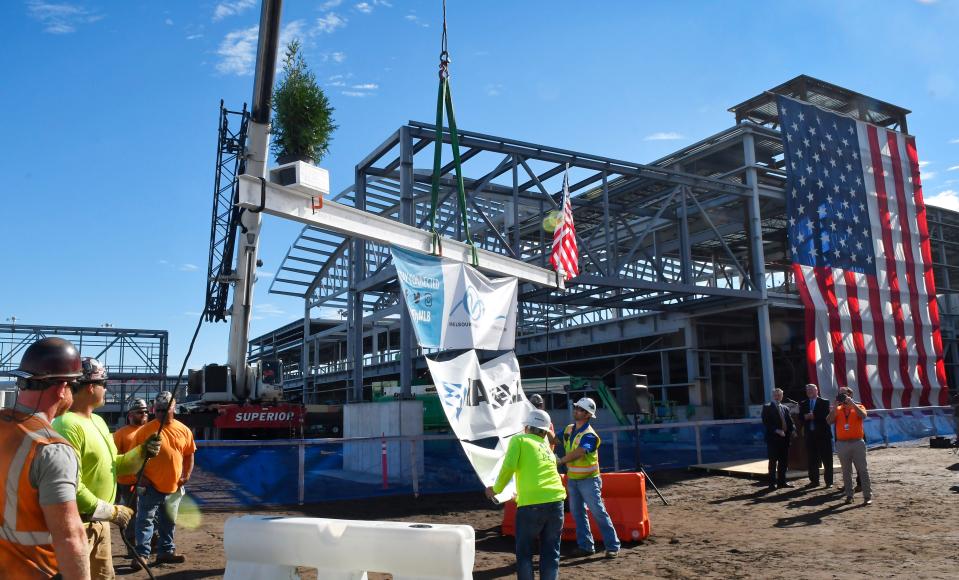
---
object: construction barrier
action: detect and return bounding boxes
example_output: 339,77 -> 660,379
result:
224,515 -> 475,580
501,472 -> 650,543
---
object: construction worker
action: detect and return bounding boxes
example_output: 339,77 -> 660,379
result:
528,393 -> 557,446
52,358 -> 161,579
114,398 -> 149,508
130,391 -> 196,568
486,409 -> 566,580
0,337 -> 89,579
557,397 -> 621,559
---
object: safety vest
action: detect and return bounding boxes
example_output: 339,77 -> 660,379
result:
563,423 -> 601,479
0,409 -> 70,579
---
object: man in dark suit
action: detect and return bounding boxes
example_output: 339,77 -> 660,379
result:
762,387 -> 795,489
798,383 -> 833,487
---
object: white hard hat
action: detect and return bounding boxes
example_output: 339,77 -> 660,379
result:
524,409 -> 552,431
574,397 -> 597,417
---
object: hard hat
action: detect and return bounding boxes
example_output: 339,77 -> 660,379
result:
574,397 -> 597,417
127,398 -> 148,413
1,337 -> 82,388
524,409 -> 552,431
529,393 -> 545,409
154,391 -> 174,412
79,357 -> 109,384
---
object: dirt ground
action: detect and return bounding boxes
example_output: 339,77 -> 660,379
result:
112,439 -> 959,579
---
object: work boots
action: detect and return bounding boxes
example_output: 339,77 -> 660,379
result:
155,552 -> 187,564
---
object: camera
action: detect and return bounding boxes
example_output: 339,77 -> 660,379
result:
836,392 -> 848,404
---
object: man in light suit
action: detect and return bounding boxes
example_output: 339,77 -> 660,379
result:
762,388 -> 795,489
798,383 -> 833,487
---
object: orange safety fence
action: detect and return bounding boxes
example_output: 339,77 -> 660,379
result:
501,472 -> 650,542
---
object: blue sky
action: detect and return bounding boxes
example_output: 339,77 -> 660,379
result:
2,0 -> 958,373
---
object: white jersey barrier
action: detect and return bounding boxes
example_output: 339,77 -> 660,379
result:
224,515 -> 475,580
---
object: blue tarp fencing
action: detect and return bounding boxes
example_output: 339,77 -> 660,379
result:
188,407 -> 955,509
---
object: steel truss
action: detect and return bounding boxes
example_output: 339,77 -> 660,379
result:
0,324 -> 169,412
262,76 -> 959,416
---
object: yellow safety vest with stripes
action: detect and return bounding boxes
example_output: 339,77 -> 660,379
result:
563,423 -> 601,479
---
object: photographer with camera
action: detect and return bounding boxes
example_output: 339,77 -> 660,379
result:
827,387 -> 872,505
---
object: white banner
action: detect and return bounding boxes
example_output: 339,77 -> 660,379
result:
427,351 -> 531,441
428,351 -> 533,503
392,246 -> 517,350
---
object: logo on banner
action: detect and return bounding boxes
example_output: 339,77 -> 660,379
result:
440,381 -> 467,420
489,382 -> 520,409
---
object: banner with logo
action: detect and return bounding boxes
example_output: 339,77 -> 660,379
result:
426,350 -> 531,441
428,350 -> 533,503
392,246 -> 517,350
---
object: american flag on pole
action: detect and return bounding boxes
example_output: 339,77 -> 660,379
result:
550,170 -> 579,281
778,95 -> 948,409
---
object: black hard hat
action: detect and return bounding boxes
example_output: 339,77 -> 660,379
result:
2,337 -> 83,388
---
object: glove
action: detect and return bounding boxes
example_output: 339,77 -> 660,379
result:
110,505 -> 134,528
142,434 -> 161,458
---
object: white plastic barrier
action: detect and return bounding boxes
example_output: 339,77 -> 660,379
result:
223,515 -> 475,580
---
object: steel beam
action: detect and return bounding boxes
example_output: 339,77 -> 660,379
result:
238,174 -> 563,288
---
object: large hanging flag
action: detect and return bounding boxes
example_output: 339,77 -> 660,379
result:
778,95 -> 947,409
392,246 -> 518,350
550,171 -> 579,280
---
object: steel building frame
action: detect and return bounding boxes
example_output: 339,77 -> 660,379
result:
0,324 -> 169,411
263,75 -> 959,417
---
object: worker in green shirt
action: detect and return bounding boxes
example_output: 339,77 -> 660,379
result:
486,409 -> 566,580
52,358 -> 160,579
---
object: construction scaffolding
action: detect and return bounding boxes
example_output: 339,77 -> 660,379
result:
257,76 -> 959,419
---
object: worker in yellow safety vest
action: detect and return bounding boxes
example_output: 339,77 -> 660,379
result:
557,397 -> 620,559
0,337 -> 90,580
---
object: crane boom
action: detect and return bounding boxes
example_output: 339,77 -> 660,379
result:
226,0 -> 283,398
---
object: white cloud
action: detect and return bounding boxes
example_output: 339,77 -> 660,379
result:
179,263 -> 199,272
485,83 -> 504,97
164,18 -> 174,26
217,21 -> 304,76
351,83 -> 378,90
926,189 -> 959,211
257,270 -> 274,278
327,74 -> 348,87
948,165 -> 959,171
186,33 -> 203,40
216,26 -> 258,75
320,0 -> 343,9
356,2 -> 372,13
322,51 -> 347,63
950,138 -> 959,144
919,160 -> 931,168
315,12 -> 347,34
374,0 -> 392,6
27,1 -> 103,34
256,303 -> 286,317
213,0 -> 256,22
644,132 -> 685,141
922,171 -> 937,181
404,13 -> 429,27
342,91 -> 368,97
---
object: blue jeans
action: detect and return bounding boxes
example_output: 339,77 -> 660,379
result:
567,476 -> 620,553
515,501 -> 563,580
134,484 -> 177,557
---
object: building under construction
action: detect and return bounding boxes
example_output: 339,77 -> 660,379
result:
247,76 -> 959,420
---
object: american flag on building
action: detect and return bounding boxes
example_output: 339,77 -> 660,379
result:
778,95 -> 947,409
550,171 -> 579,281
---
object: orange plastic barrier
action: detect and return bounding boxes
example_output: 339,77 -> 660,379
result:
501,472 -> 650,543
